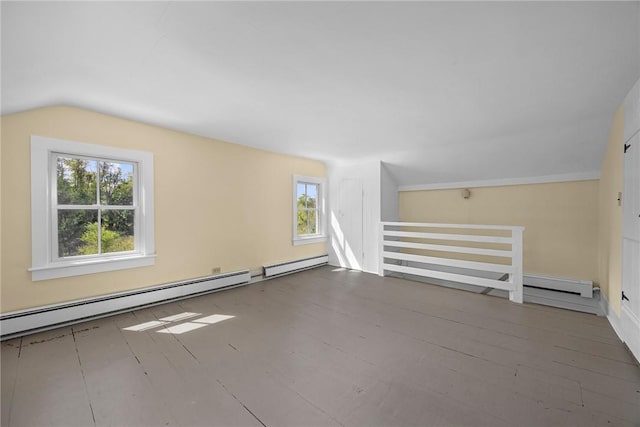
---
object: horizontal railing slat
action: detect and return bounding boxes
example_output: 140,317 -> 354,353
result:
379,221 -> 524,303
383,251 -> 515,274
383,230 -> 513,244
383,240 -> 513,257
383,264 -> 515,291
381,222 -> 524,231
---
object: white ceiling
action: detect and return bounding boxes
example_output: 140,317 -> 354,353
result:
2,1 -> 639,186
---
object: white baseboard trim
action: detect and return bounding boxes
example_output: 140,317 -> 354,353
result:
600,291 -> 639,363
600,291 -> 624,336
0,270 -> 251,340
263,255 -> 328,277
620,305 -> 640,363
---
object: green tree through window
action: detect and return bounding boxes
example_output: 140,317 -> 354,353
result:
56,155 -> 135,257
296,182 -> 319,235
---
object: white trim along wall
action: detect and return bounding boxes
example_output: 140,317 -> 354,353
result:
399,171 -> 601,192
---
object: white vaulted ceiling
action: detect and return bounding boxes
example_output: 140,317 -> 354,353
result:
2,1 -> 639,186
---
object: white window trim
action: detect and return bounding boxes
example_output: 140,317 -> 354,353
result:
292,174 -> 327,246
30,135 -> 155,281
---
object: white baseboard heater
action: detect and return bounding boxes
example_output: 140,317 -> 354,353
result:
263,255 -> 328,278
392,261 -> 599,313
0,270 -> 250,340
524,274 -> 593,298
396,261 -> 594,298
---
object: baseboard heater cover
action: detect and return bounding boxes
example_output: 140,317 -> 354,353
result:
393,262 -> 599,311
524,274 -> 593,298
263,255 -> 328,277
0,270 -> 250,339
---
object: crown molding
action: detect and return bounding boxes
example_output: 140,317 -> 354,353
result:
398,171 -> 601,192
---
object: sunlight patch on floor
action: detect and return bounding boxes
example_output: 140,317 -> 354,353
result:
122,320 -> 168,332
157,322 -> 207,334
159,312 -> 201,322
123,312 -> 236,335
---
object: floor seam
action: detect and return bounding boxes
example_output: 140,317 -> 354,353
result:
215,379 -> 267,427
70,327 -> 96,426
5,337 -> 23,426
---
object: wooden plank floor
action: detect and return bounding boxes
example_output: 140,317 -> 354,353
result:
2,266 -> 639,426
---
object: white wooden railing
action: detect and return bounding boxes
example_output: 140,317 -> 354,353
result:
379,222 -> 525,303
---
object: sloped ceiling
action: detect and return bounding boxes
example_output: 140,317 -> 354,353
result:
2,1 -> 639,186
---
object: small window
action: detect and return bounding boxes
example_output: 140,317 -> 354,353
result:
293,175 -> 326,245
31,136 -> 155,280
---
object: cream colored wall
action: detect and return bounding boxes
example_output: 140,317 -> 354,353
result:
0,106 -> 326,313
0,116 -> 3,294
598,105 -> 624,316
399,180 -> 599,282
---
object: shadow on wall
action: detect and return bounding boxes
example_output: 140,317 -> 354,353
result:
330,211 -> 361,270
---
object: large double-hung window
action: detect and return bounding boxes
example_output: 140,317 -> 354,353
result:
54,155 -> 136,258
30,136 -> 155,280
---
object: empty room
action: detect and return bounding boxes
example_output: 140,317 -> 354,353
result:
1,1 -> 640,426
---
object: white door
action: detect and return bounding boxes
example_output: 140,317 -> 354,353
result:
621,132 -> 640,358
335,179 -> 363,270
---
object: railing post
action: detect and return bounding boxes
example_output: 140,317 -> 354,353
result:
509,227 -> 524,303
379,222 -> 386,277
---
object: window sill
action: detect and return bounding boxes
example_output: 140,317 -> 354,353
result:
293,235 -> 327,246
29,254 -> 156,281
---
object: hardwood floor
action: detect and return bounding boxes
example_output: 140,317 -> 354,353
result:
2,266 -> 639,426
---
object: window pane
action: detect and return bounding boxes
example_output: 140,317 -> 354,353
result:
99,161 -> 134,205
296,183 -> 306,198
306,184 -> 318,209
296,208 -> 318,236
306,184 -> 317,199
102,210 -> 135,253
308,209 -> 318,234
297,208 -> 308,235
297,186 -> 307,209
57,157 -> 97,205
58,210 -> 98,257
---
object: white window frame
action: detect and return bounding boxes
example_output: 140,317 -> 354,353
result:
30,135 -> 155,281
292,175 -> 327,246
